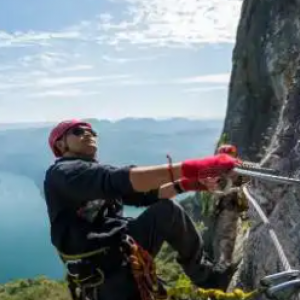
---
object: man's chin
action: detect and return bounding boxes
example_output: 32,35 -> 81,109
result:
81,145 -> 97,156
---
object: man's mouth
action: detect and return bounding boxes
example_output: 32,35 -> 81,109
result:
84,139 -> 96,145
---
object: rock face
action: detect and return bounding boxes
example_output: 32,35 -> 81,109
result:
221,0 -> 300,295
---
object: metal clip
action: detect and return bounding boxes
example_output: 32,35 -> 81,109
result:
213,176 -> 233,195
260,270 -> 300,287
265,279 -> 300,300
122,234 -> 135,247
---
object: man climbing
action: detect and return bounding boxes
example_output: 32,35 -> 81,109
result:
43,119 -> 241,300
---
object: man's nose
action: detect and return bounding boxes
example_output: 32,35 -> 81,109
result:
83,130 -> 93,136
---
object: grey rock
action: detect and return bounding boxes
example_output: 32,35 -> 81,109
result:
220,0 -> 300,297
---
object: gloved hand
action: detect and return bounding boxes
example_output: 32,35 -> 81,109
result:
181,153 -> 241,180
179,177 -> 220,192
179,177 -> 208,191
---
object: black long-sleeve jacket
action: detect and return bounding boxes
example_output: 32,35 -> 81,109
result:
43,156 -> 159,254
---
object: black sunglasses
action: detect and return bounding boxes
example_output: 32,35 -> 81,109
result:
67,127 -> 97,137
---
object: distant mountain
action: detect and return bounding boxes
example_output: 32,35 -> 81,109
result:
0,118 -> 223,191
0,122 -> 54,130
0,117 -> 224,283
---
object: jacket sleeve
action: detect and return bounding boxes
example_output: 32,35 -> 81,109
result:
46,159 -> 135,206
122,189 -> 160,207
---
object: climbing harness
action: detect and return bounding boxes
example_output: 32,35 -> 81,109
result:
58,234 -> 168,300
58,246 -> 112,300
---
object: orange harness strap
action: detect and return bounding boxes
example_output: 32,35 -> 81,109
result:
126,238 -> 168,300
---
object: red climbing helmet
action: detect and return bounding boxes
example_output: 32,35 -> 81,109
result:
48,119 -> 92,157
217,144 -> 238,157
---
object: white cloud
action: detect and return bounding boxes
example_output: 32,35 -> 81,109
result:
0,0 -> 242,50
175,73 -> 230,84
36,75 -> 131,87
56,65 -> 94,73
0,81 -> 34,90
37,76 -> 103,87
96,0 -> 243,46
91,72 -> 230,86
102,54 -> 161,63
0,71 -> 133,92
114,79 -> 159,86
183,86 -> 227,93
0,30 -> 81,48
28,89 -> 101,98
20,52 -> 69,69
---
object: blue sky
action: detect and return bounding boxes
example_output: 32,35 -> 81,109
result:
0,0 -> 242,123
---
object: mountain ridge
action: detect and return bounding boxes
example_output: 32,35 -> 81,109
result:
0,117 -> 223,131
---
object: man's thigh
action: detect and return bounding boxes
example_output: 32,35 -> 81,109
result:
126,201 -> 173,257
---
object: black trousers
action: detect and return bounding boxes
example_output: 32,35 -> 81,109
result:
93,199 -> 210,300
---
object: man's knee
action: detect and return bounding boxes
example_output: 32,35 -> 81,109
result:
148,198 -> 194,236
150,198 -> 184,216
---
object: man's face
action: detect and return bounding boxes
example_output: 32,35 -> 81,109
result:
59,125 -> 98,157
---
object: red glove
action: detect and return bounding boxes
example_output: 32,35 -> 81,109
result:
181,153 -> 241,179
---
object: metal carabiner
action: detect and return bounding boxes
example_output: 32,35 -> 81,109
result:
260,270 -> 300,287
212,175 -> 233,195
65,259 -> 82,278
265,279 -> 300,300
122,234 -> 135,247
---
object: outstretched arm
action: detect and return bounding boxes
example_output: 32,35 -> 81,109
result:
45,154 -> 239,208
129,154 -> 239,192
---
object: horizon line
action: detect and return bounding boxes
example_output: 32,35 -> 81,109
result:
0,116 -> 225,125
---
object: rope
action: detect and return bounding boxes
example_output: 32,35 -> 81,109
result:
242,184 -> 291,271
242,184 -> 300,300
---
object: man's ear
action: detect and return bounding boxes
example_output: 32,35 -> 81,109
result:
55,139 -> 67,154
